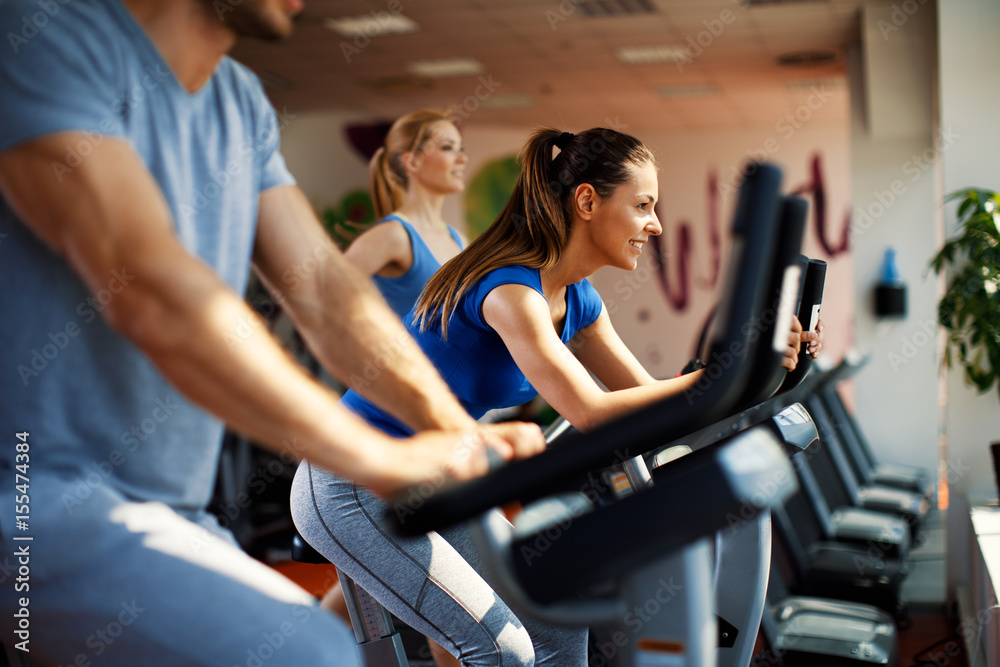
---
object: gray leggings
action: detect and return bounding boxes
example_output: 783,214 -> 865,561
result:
290,460 -> 589,666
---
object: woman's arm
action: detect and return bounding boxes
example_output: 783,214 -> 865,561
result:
482,284 -> 702,432
343,219 -> 413,278
569,308 -> 658,390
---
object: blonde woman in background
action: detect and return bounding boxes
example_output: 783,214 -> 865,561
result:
346,109 -> 468,317
324,109 -> 468,667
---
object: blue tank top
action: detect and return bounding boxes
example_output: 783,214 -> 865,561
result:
341,265 -> 604,436
370,214 -> 464,319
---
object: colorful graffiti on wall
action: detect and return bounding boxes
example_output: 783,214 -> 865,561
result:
652,153 -> 849,314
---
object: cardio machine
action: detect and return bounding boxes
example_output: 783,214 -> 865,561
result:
291,162 -> 793,666
295,163 -> 890,667
384,163 -> 813,667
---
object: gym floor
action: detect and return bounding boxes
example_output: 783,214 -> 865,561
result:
893,507 -> 969,667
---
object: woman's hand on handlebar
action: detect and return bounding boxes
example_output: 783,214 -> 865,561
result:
804,319 -> 824,358
782,317 -> 804,371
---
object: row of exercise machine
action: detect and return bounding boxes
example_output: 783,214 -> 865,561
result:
293,162 -> 934,667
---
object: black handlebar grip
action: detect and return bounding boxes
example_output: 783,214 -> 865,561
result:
778,258 -> 826,392
798,259 -> 826,348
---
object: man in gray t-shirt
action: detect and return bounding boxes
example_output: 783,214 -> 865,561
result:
0,1 -> 542,664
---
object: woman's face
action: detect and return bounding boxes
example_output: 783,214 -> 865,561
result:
587,160 -> 662,271
406,121 -> 467,195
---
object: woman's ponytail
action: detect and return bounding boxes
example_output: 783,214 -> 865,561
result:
369,146 -> 402,220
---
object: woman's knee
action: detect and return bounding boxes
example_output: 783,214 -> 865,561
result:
494,623 -> 535,667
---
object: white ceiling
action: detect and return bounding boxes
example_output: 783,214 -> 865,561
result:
231,0 -> 865,131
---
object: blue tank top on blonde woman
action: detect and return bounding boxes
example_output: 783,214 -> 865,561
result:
342,265 -> 604,436
370,214 -> 465,319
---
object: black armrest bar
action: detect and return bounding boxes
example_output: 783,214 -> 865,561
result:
732,195 -> 809,410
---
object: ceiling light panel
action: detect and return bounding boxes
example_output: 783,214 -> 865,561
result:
657,84 -> 719,98
578,0 -> 656,17
324,14 -> 420,38
407,58 -> 487,79
616,44 -> 690,65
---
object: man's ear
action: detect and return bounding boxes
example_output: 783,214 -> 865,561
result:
573,183 -> 597,220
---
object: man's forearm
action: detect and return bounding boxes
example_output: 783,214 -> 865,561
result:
251,185 -> 474,434
109,252 -> 420,485
282,258 -> 475,433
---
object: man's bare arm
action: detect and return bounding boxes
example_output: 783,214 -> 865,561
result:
252,185 -> 478,434
0,134 -> 530,494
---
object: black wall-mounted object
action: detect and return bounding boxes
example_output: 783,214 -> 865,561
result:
874,283 -> 907,317
874,247 -> 907,318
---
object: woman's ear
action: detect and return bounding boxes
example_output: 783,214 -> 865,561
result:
573,183 -> 597,220
400,150 -> 421,176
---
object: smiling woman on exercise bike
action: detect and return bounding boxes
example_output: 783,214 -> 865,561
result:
292,127 -> 820,667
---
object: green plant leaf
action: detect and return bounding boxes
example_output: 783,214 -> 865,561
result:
934,186 -> 1000,397
956,191 -> 978,222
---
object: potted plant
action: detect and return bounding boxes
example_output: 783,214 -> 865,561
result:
930,188 -> 1000,400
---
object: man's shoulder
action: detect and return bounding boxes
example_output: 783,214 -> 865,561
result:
2,0 -> 125,59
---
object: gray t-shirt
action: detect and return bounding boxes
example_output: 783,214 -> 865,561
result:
0,0 -> 295,512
